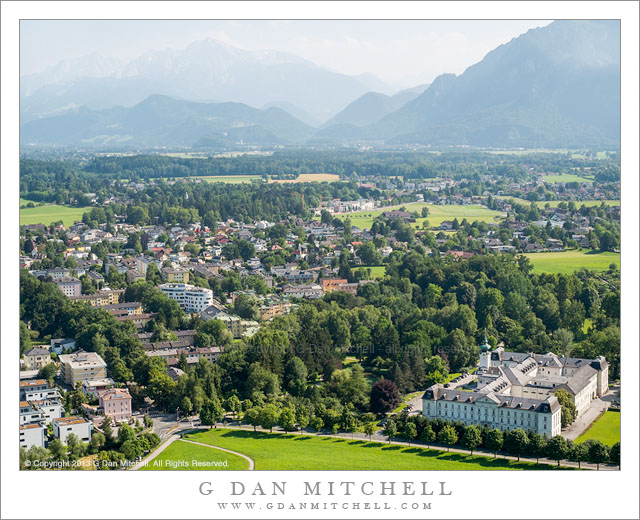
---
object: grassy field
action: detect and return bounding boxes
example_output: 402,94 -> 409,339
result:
19,202 -> 89,227
185,429 -> 559,471
139,439 -> 250,471
497,196 -> 620,208
354,265 -> 386,279
576,411 -> 620,446
522,250 -> 620,274
336,202 -> 504,230
541,173 -> 593,183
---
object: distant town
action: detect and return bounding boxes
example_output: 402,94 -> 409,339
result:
18,149 -> 621,471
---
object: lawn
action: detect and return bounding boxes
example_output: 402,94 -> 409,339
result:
541,173 -> 593,183
138,439 -> 250,470
184,429 -> 558,470
576,411 -> 620,446
355,265 -> 386,279
336,202 -> 504,230
522,250 -> 620,274
19,202 -> 89,227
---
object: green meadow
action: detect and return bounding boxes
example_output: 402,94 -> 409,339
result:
522,250 -> 620,274
354,265 -> 386,279
541,173 -> 593,183
20,201 -> 89,227
183,429 -> 561,471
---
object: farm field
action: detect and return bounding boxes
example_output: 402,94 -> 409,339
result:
335,202 -> 504,230
184,429 -> 558,471
522,250 -> 620,274
139,439 -> 250,470
576,411 -> 620,446
19,202 -> 89,227
541,173 -> 593,183
496,196 -> 620,208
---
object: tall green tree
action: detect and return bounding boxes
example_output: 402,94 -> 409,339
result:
546,435 -> 568,466
438,425 -> 458,451
504,429 -> 529,461
461,425 -> 482,455
484,428 -> 503,457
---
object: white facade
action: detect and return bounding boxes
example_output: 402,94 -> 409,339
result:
158,283 -> 214,313
422,389 -> 562,437
26,399 -> 64,425
50,338 -> 76,355
52,417 -> 93,444
19,424 -> 46,449
282,284 -> 323,299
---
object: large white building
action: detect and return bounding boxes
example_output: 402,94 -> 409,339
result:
422,348 -> 609,437
158,283 -> 214,313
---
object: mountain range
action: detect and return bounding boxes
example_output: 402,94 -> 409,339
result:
20,20 -> 620,149
20,39 -> 392,123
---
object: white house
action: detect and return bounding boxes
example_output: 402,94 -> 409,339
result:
19,423 -> 46,449
50,338 -> 76,355
52,416 -> 93,444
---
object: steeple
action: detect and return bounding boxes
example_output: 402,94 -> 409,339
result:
479,328 -> 491,352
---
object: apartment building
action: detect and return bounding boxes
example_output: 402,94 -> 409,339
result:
58,351 -> 107,386
158,283 -> 213,313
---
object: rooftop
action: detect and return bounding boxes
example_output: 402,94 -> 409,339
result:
58,350 -> 107,369
53,416 -> 89,426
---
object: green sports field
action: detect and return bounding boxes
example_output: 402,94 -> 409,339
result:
576,411 -> 620,446
523,250 -> 620,274
335,202 -> 504,230
19,202 -> 89,227
138,439 -> 250,470
183,429 -> 560,470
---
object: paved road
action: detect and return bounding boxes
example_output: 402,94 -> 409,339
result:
130,434 -> 180,470
130,430 -> 254,470
562,393 -> 612,441
180,438 -> 254,470
152,413 -> 180,439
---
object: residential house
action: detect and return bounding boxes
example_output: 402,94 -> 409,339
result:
23,347 -> 51,370
52,416 -> 92,444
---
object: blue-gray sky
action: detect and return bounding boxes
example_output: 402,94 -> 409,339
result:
20,20 -> 551,87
